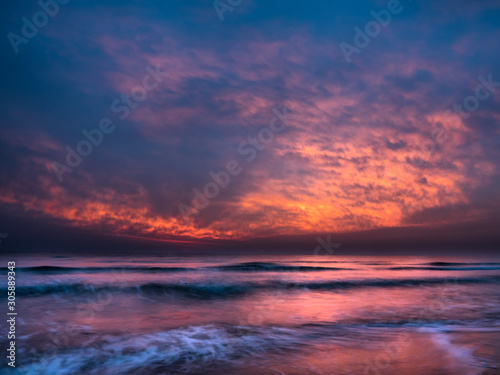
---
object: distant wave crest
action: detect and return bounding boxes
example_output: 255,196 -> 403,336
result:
6,275 -> 500,299
7,262 -> 350,274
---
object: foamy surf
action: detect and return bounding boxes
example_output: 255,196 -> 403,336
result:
17,325 -> 303,375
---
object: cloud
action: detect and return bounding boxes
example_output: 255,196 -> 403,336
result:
385,139 -> 407,150
0,0 -> 499,245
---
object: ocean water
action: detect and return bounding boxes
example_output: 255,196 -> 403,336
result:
1,254 -> 500,375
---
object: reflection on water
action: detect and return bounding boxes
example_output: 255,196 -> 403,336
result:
1,255 -> 499,374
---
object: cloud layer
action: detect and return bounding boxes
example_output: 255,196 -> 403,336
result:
1,0 -> 499,245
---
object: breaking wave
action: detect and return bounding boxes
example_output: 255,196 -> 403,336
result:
7,275 -> 500,298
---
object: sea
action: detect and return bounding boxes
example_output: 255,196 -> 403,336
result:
1,254 -> 500,374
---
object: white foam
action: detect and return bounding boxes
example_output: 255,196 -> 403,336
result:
18,325 -> 300,374
420,327 -> 480,375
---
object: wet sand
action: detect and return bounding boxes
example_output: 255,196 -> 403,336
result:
224,329 -> 500,375
454,331 -> 500,375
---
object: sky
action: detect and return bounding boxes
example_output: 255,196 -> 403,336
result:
1,0 -> 499,253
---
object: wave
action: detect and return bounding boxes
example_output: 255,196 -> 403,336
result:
290,276 -> 500,290
17,324 -> 302,374
6,262 -> 500,275
16,321 -> 493,374
13,265 -> 193,273
8,262 -> 349,274
7,275 -> 500,299
425,262 -> 500,267
212,262 -> 348,272
7,282 -> 255,299
390,266 -> 500,271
